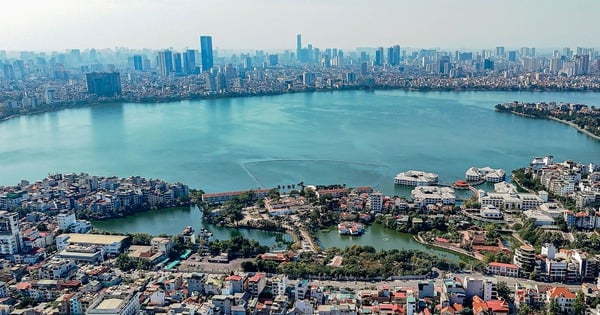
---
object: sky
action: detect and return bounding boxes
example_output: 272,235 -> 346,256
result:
1,0 -> 599,52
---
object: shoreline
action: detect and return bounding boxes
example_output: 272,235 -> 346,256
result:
413,233 -> 481,262
3,86 -> 600,123
497,105 -> 600,142
546,116 -> 600,141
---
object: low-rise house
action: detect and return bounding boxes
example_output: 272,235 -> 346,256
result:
546,287 -> 576,313
487,262 -> 519,277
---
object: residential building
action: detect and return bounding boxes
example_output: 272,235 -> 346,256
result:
514,245 -> 536,272
0,210 -> 23,255
546,287 -> 576,313
86,72 -> 121,97
87,285 -> 140,315
487,262 -> 519,277
248,272 -> 266,298
369,191 -> 383,212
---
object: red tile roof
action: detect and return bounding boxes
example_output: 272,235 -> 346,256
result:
488,262 -> 519,269
547,287 -> 576,299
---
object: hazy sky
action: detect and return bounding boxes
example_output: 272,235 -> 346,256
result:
2,0 -> 599,52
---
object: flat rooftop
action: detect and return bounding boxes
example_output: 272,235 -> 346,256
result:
97,298 -> 123,310
63,233 -> 128,245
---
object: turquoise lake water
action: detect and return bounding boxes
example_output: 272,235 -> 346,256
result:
0,90 -> 599,196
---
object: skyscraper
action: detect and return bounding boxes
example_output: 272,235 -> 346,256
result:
157,50 -> 173,76
296,34 -> 302,62
85,72 -> 121,97
200,36 -> 214,71
184,49 -> 197,75
388,45 -> 400,66
495,46 -> 505,58
375,47 -> 384,66
133,55 -> 143,71
173,52 -> 183,74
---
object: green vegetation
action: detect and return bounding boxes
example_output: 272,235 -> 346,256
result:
518,219 -> 567,249
207,235 -> 269,258
512,168 -> 545,192
115,253 -> 152,271
513,168 -> 577,211
277,245 -> 459,278
241,258 -> 281,273
495,103 -> 600,137
571,232 -> 600,255
202,190 -> 261,225
573,291 -> 586,315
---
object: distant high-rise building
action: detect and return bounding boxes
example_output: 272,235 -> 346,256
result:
360,51 -> 368,63
360,62 -> 368,75
268,54 -> 278,66
86,72 -> 122,97
133,55 -> 143,71
2,64 -> 14,80
173,52 -> 183,74
157,50 -> 173,76
388,45 -> 400,66
495,46 -> 505,57
244,56 -> 252,69
549,58 -> 562,74
508,51 -> 517,62
302,71 -> 316,86
200,36 -> 214,71
296,34 -> 302,62
184,49 -> 196,75
574,54 -> 590,75
484,59 -> 494,70
375,47 -> 384,66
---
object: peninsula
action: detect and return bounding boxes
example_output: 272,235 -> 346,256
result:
0,173 -> 190,220
495,101 -> 600,139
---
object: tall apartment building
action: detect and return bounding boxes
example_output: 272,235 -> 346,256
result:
0,211 -> 23,255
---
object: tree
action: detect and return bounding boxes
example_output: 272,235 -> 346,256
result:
518,304 -> 531,315
460,307 -> 473,315
115,253 -> 136,271
497,281 -> 513,302
547,298 -> 561,315
573,291 -> 586,315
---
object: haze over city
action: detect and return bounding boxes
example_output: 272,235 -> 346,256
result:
2,0 -> 600,51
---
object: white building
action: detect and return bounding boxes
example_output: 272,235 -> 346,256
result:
479,184 -> 544,211
480,205 -> 503,219
465,167 -> 506,183
0,211 -> 23,254
56,233 -> 128,256
523,210 -> 555,226
546,287 -> 576,313
394,171 -> 439,186
369,191 -> 383,212
57,212 -> 76,230
271,275 -> 288,297
411,186 -> 455,208
531,156 -> 554,169
86,286 -> 141,315
486,262 -> 519,277
38,258 -> 78,279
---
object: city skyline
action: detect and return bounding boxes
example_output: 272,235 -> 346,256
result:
1,0 -> 600,52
